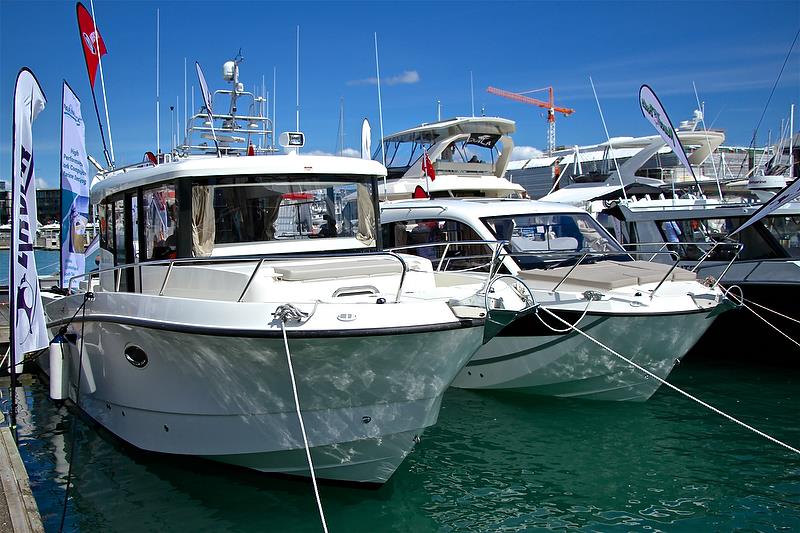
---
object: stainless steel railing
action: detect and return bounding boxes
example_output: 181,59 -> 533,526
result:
68,251 -> 410,303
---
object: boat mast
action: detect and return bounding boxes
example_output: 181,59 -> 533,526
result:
156,8 -> 160,155
374,32 -> 387,188
296,25 -> 300,132
790,104 -> 795,179
589,76 -> 627,200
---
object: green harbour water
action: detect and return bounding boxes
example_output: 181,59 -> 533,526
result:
2,249 -> 799,531
8,358 -> 800,532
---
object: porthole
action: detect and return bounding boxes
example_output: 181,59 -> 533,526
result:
124,345 -> 149,368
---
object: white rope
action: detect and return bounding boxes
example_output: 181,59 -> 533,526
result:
279,317 -> 329,533
721,287 -> 800,350
739,301 -> 800,350
539,306 -> 800,456
536,298 -> 592,333
743,298 -> 800,326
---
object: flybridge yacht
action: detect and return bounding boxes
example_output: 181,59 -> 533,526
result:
381,199 -> 731,401
40,59 -> 522,484
512,110 -> 728,199
375,117 -> 527,199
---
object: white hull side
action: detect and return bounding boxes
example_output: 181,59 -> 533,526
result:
452,311 -> 717,401
45,317 -> 482,484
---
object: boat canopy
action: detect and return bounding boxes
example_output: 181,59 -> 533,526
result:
381,117 -> 515,144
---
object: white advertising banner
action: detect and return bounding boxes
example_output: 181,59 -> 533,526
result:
195,61 -> 219,154
60,81 -> 90,289
361,118 -> 371,159
11,68 -> 49,360
639,84 -> 697,184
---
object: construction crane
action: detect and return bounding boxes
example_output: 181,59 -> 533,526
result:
487,86 -> 574,154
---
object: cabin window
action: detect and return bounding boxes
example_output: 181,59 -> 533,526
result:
385,218 -> 495,272
656,218 -> 785,261
483,213 -> 622,254
113,198 -> 126,265
98,203 -> 110,253
762,215 -> 800,257
143,184 -> 178,260
191,176 -> 376,255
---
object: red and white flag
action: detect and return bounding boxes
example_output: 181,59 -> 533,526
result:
77,2 -> 107,89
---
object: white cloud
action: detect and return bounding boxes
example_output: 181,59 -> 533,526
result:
510,146 -> 544,161
347,70 -> 420,87
305,147 -> 362,158
36,177 -> 51,189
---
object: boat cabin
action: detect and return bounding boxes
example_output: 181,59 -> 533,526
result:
381,198 -> 625,273
92,156 -> 383,271
603,198 -> 800,262
375,117 -> 527,200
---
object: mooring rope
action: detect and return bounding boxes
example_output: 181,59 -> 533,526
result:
536,305 -> 800,455
721,286 -> 800,350
743,298 -> 800,325
274,304 -> 329,533
58,293 -> 92,533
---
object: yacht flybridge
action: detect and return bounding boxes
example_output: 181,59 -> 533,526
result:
376,117 -> 527,199
381,199 -> 731,401
40,58 -> 527,484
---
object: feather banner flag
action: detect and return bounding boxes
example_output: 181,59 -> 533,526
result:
639,84 -> 702,193
11,68 -> 49,366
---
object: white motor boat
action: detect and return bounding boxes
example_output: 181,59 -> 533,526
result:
381,198 -> 732,401
375,116 -> 527,200
41,59 -> 516,485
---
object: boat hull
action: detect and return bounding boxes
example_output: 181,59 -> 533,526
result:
452,309 -> 718,401
43,296 -> 483,484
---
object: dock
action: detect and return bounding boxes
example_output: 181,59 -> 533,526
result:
0,410 -> 43,533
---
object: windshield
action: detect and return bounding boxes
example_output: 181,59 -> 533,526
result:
190,175 -> 377,255
482,212 -> 625,268
762,214 -> 800,257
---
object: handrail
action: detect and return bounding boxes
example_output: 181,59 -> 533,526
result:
551,253 -> 589,293
498,248 -> 683,297
388,239 -> 509,276
68,251 -> 410,303
237,259 -> 265,302
622,240 -> 745,290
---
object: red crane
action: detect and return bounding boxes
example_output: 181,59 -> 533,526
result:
487,86 -> 574,154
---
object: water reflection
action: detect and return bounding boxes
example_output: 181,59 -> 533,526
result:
7,358 -> 800,532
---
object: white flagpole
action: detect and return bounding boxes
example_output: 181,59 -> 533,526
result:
296,25 -> 300,132
374,32 -> 387,198
184,57 -> 188,143
590,76 -> 627,200
272,66 -> 277,151
89,0 -> 114,166
156,8 -> 160,155
692,82 -> 722,200
470,71 -> 475,117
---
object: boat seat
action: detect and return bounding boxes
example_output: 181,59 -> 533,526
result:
274,258 -> 401,281
518,260 -> 697,291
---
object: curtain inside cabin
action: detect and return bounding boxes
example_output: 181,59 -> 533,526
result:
192,186 -> 215,256
356,183 -> 375,245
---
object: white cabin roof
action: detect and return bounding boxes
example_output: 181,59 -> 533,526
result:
383,117 -> 516,143
381,198 -> 585,224
91,154 -> 387,203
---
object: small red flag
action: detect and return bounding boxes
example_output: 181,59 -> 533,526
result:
77,2 -> 107,89
422,151 -> 436,181
413,185 -> 428,199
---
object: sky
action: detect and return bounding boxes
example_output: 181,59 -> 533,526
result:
1,0 -> 798,188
